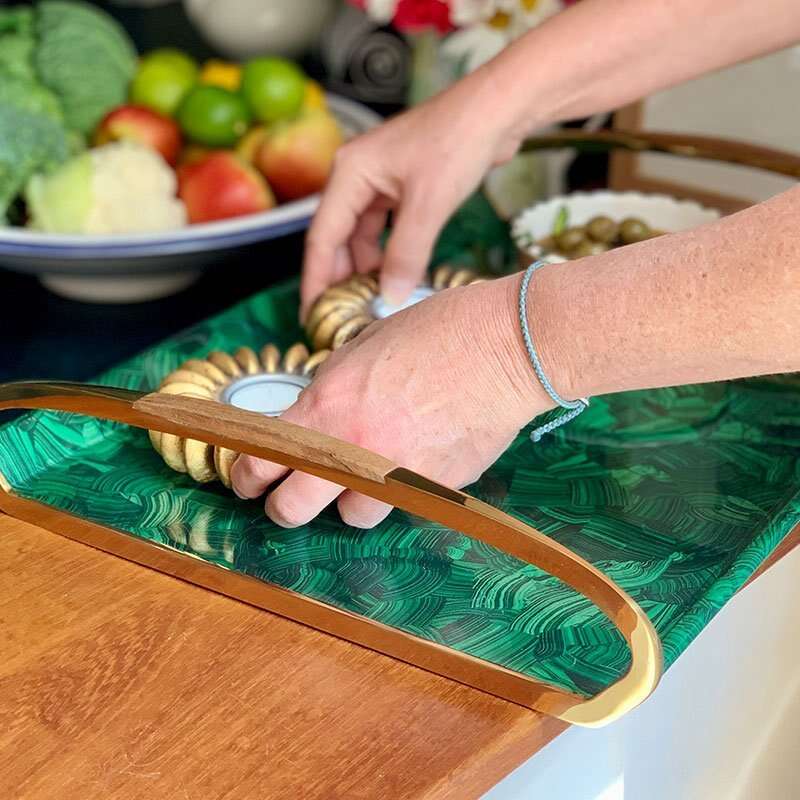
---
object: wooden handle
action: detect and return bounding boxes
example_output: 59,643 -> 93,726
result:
520,129 -> 800,178
0,381 -> 664,726
135,392 -> 396,486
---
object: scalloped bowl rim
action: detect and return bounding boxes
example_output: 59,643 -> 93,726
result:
512,190 -> 722,256
0,94 -> 380,258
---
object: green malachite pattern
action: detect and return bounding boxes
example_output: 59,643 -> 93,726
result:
1,280 -> 799,698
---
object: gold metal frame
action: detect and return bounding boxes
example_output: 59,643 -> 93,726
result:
150,342 -> 329,486
305,265 -> 482,351
0,381 -> 662,727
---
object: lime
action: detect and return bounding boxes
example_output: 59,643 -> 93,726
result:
131,48 -> 198,116
241,57 -> 306,123
177,85 -> 251,147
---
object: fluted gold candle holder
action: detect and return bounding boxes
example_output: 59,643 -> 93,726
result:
149,343 -> 329,486
305,264 -> 482,352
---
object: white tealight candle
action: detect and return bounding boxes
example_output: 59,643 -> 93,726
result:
371,286 -> 435,319
222,374 -> 310,416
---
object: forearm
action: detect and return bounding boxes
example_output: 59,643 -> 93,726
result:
477,0 -> 800,136
521,186 -> 800,405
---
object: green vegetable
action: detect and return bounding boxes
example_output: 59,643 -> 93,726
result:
0,102 -> 70,218
0,1 -> 137,219
26,150 -> 92,233
34,0 -> 137,135
0,7 -> 36,80
552,205 -> 569,236
0,67 -> 62,121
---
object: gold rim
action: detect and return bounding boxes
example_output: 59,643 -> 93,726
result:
150,344 -> 329,487
0,381 -> 665,727
305,265 -> 482,351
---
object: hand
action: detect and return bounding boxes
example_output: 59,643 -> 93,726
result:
232,275 -> 552,529
300,69 -> 526,319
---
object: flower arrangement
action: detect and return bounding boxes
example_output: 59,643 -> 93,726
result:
350,0 -> 570,72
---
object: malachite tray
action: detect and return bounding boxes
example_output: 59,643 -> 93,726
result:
1,279 -> 799,727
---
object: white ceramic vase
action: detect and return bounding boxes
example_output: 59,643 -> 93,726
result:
184,0 -> 336,59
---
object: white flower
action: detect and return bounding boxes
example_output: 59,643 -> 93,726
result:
442,25 -> 508,73
364,0 -> 398,24
444,0 -> 564,73
450,0 -> 500,27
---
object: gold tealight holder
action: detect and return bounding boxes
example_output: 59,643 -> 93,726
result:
305,264 -> 482,351
149,343 -> 329,486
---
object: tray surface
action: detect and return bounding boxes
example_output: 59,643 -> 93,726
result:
1,281 -> 798,697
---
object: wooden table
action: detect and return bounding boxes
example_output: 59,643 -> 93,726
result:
0,515 -> 566,800
2,514 -> 797,800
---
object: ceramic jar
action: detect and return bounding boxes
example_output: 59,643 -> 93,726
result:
184,0 -> 337,59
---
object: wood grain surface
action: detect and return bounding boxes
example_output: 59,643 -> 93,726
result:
0,515 -> 566,800
3,512 -> 796,800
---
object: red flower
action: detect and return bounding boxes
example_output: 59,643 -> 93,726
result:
348,0 -> 454,34
393,0 -> 454,33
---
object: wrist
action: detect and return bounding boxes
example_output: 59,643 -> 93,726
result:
496,267 -> 589,421
471,274 -> 559,428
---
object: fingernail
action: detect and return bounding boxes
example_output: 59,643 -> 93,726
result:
380,275 -> 414,307
265,496 -> 291,528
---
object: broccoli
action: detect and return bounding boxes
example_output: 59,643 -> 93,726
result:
0,6 -> 36,80
0,102 -> 70,219
34,0 -> 137,136
0,67 -> 63,121
0,1 -> 138,219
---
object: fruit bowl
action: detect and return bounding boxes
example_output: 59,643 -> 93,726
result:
0,95 -> 380,303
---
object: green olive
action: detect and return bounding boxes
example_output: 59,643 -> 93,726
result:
556,226 -> 587,253
572,240 -> 610,259
537,234 -> 557,252
619,217 -> 652,244
586,215 -> 619,243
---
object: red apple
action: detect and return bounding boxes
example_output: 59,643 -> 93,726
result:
255,110 -> 343,202
178,151 -> 275,223
95,104 -> 183,166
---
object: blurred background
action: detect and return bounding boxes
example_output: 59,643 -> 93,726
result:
0,0 -> 614,383
2,0 -> 796,382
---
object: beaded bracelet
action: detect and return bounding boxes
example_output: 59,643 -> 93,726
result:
519,261 -> 590,442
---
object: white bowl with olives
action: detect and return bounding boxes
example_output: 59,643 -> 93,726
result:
512,191 -> 721,262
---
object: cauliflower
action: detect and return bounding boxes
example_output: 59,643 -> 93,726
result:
26,141 -> 187,234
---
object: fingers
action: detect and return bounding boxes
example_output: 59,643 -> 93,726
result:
230,454 -> 288,499
337,490 -> 393,529
301,154 -> 375,320
380,195 -> 442,304
350,202 -> 389,275
265,470 -> 343,528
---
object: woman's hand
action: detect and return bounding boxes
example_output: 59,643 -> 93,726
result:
300,70 -> 527,319
232,276 -> 552,529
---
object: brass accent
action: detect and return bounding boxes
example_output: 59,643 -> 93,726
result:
208,350 -> 242,377
149,344 -> 329,486
259,344 -> 281,373
235,346 -> 261,375
283,343 -> 311,374
305,266 -> 484,352
0,380 -> 663,727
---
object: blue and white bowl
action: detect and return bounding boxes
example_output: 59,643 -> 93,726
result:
0,95 -> 381,303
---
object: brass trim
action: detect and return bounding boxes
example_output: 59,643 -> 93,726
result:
305,266 -> 482,352
520,129 -> 800,179
150,344 -> 329,486
0,381 -> 663,727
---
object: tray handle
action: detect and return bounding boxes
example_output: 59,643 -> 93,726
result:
519,129 -> 800,177
0,381 -> 663,727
